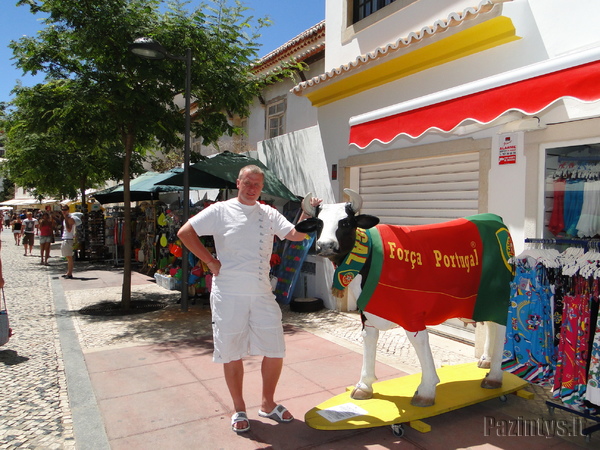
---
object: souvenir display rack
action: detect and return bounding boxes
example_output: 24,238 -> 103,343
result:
504,238 -> 600,441
85,210 -> 107,260
544,147 -> 600,240
103,206 -> 138,267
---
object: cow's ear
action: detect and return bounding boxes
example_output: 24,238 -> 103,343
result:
296,218 -> 320,233
355,214 -> 380,229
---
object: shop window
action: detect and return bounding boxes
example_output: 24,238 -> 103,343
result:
267,99 -> 285,138
544,143 -> 600,240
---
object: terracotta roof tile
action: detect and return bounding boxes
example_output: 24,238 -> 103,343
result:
252,20 -> 325,74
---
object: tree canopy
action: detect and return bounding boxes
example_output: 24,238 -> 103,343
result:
4,79 -> 146,199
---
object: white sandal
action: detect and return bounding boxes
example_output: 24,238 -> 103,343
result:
231,411 -> 250,433
258,404 -> 294,423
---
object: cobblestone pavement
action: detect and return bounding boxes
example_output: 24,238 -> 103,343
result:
1,227 -> 599,448
0,230 -> 74,449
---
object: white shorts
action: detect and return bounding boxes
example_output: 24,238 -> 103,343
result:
61,239 -> 74,257
210,289 -> 285,363
39,236 -> 53,244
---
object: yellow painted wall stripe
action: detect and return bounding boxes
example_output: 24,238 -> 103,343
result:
306,16 -> 520,107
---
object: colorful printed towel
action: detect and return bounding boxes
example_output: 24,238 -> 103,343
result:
333,214 -> 514,332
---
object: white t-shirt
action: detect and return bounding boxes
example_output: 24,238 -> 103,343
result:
189,198 -> 294,295
22,218 -> 38,234
62,216 -> 75,240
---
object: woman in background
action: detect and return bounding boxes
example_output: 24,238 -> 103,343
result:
11,215 -> 22,246
38,212 -> 54,265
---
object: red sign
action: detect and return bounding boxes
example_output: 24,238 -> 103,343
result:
498,135 -> 517,165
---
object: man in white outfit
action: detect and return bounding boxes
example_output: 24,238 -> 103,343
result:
60,206 -> 76,279
178,165 -> 320,433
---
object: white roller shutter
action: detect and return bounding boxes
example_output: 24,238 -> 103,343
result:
358,152 -> 480,344
359,152 -> 479,225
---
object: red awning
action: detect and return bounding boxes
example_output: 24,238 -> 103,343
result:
349,47 -> 600,148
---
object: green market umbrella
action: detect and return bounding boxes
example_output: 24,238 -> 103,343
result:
156,152 -> 299,202
92,171 -> 187,204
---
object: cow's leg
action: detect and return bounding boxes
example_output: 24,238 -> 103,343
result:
479,321 -> 505,389
351,313 -> 396,400
406,329 -> 440,407
351,324 -> 379,400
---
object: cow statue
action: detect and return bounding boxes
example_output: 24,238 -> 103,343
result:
296,189 -> 514,407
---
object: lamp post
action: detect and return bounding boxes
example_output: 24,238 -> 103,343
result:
129,37 -> 192,312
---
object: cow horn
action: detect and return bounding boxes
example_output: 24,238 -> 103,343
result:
302,192 -> 317,217
344,188 -> 362,213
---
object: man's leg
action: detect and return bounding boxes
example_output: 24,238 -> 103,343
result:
224,359 -> 248,430
66,255 -> 73,276
260,357 -> 292,420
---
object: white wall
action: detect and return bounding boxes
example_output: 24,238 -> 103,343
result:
246,58 -> 324,150
528,0 -> 600,57
488,132 -> 527,256
258,126 -> 334,202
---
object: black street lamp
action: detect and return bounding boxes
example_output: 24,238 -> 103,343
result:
129,37 -> 192,312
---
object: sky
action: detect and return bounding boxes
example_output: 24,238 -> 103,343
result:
0,0 -> 325,104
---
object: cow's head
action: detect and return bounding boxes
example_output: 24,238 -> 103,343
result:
296,189 -> 380,265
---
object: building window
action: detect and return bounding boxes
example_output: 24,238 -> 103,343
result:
353,0 -> 396,23
267,99 -> 285,138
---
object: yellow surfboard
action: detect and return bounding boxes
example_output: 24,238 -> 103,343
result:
305,362 -> 530,434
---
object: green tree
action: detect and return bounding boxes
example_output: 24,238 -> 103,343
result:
8,0 -> 300,307
0,104 -> 14,203
4,80 -> 143,200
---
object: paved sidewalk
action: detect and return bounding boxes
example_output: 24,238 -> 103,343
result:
1,230 -> 74,449
1,227 -> 599,448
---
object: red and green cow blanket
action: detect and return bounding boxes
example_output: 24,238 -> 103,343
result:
332,213 -> 515,332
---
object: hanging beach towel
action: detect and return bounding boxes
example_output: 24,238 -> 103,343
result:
0,288 -> 13,346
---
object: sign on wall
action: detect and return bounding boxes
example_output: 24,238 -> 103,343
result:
497,133 -> 518,165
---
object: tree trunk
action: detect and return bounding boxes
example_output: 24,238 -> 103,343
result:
121,130 -> 134,309
79,176 -> 87,261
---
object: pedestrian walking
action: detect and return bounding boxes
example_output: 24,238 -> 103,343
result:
21,211 -> 38,256
11,215 -> 22,246
60,206 -> 76,279
2,210 -> 10,230
38,212 -> 55,266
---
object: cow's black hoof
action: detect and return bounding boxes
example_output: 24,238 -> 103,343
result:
411,395 -> 435,407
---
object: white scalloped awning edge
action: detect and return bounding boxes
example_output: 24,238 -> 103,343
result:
348,46 -> 600,148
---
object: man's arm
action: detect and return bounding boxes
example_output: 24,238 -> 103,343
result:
177,222 -> 221,276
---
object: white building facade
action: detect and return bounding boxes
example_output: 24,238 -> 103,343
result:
291,0 -> 600,315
